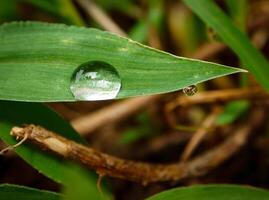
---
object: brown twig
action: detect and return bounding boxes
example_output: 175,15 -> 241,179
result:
143,132 -> 192,155
125,131 -> 193,159
0,134 -> 28,155
165,87 -> 267,127
192,42 -> 226,60
71,95 -> 160,135
76,0 -> 127,37
10,108 -> 264,184
167,87 -> 267,111
180,107 -> 222,161
47,103 -> 80,120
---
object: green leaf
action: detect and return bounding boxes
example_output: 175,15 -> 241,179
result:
0,21 -> 244,102
128,20 -> 148,43
216,100 -> 249,125
148,0 -> 164,31
183,0 -> 269,92
0,101 -> 86,183
20,0 -> 60,15
0,102 -> 105,196
62,164 -> 110,200
120,112 -> 158,144
96,0 -> 135,14
0,184 -> 60,200
225,0 -> 248,31
0,0 -> 18,23
148,184 -> 269,200
20,0 -> 84,26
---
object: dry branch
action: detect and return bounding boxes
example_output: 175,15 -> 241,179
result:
180,107 -> 222,161
71,95 -> 160,135
76,0 -> 127,37
167,87 -> 267,111
10,108 -> 264,184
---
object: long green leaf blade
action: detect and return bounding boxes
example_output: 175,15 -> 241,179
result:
0,101 -> 111,196
183,0 -> 269,91
0,184 -> 60,200
62,165 -> 109,200
0,101 -> 87,183
0,21 -> 244,102
148,185 -> 269,200
20,0 -> 84,26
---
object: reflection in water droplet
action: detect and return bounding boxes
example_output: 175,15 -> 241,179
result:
70,61 -> 121,100
183,85 -> 198,96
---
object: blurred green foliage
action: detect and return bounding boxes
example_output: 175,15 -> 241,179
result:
0,0 -> 269,199
62,165 -> 110,200
120,112 -> 159,144
216,100 -> 250,125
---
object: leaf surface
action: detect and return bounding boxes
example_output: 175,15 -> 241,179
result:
0,184 -> 60,200
0,101 -> 86,183
183,0 -> 269,91
0,22 -> 244,102
148,185 -> 269,200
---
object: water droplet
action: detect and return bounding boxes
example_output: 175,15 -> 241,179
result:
183,85 -> 198,96
70,61 -> 121,100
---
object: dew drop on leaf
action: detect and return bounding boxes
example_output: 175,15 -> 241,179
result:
70,61 -> 121,100
183,85 -> 198,96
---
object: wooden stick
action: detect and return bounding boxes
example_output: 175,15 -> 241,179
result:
167,87 -> 267,111
76,0 -> 127,37
71,95 -> 160,135
10,108 -> 264,184
180,107 -> 222,161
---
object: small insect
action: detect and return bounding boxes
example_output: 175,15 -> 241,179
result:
183,85 -> 198,96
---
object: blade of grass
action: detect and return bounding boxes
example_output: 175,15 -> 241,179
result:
0,0 -> 18,23
120,112 -> 158,144
62,164 -> 110,200
0,22 -> 244,102
128,20 -> 148,43
0,184 -> 60,200
148,184 -> 269,200
0,101 -> 111,196
96,0 -> 136,16
183,0 -> 269,91
0,101 -> 86,183
222,0 -> 250,124
216,100 -> 249,125
225,0 -> 248,32
20,0 -> 84,26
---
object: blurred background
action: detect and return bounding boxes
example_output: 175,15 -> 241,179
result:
1,0 -> 269,199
